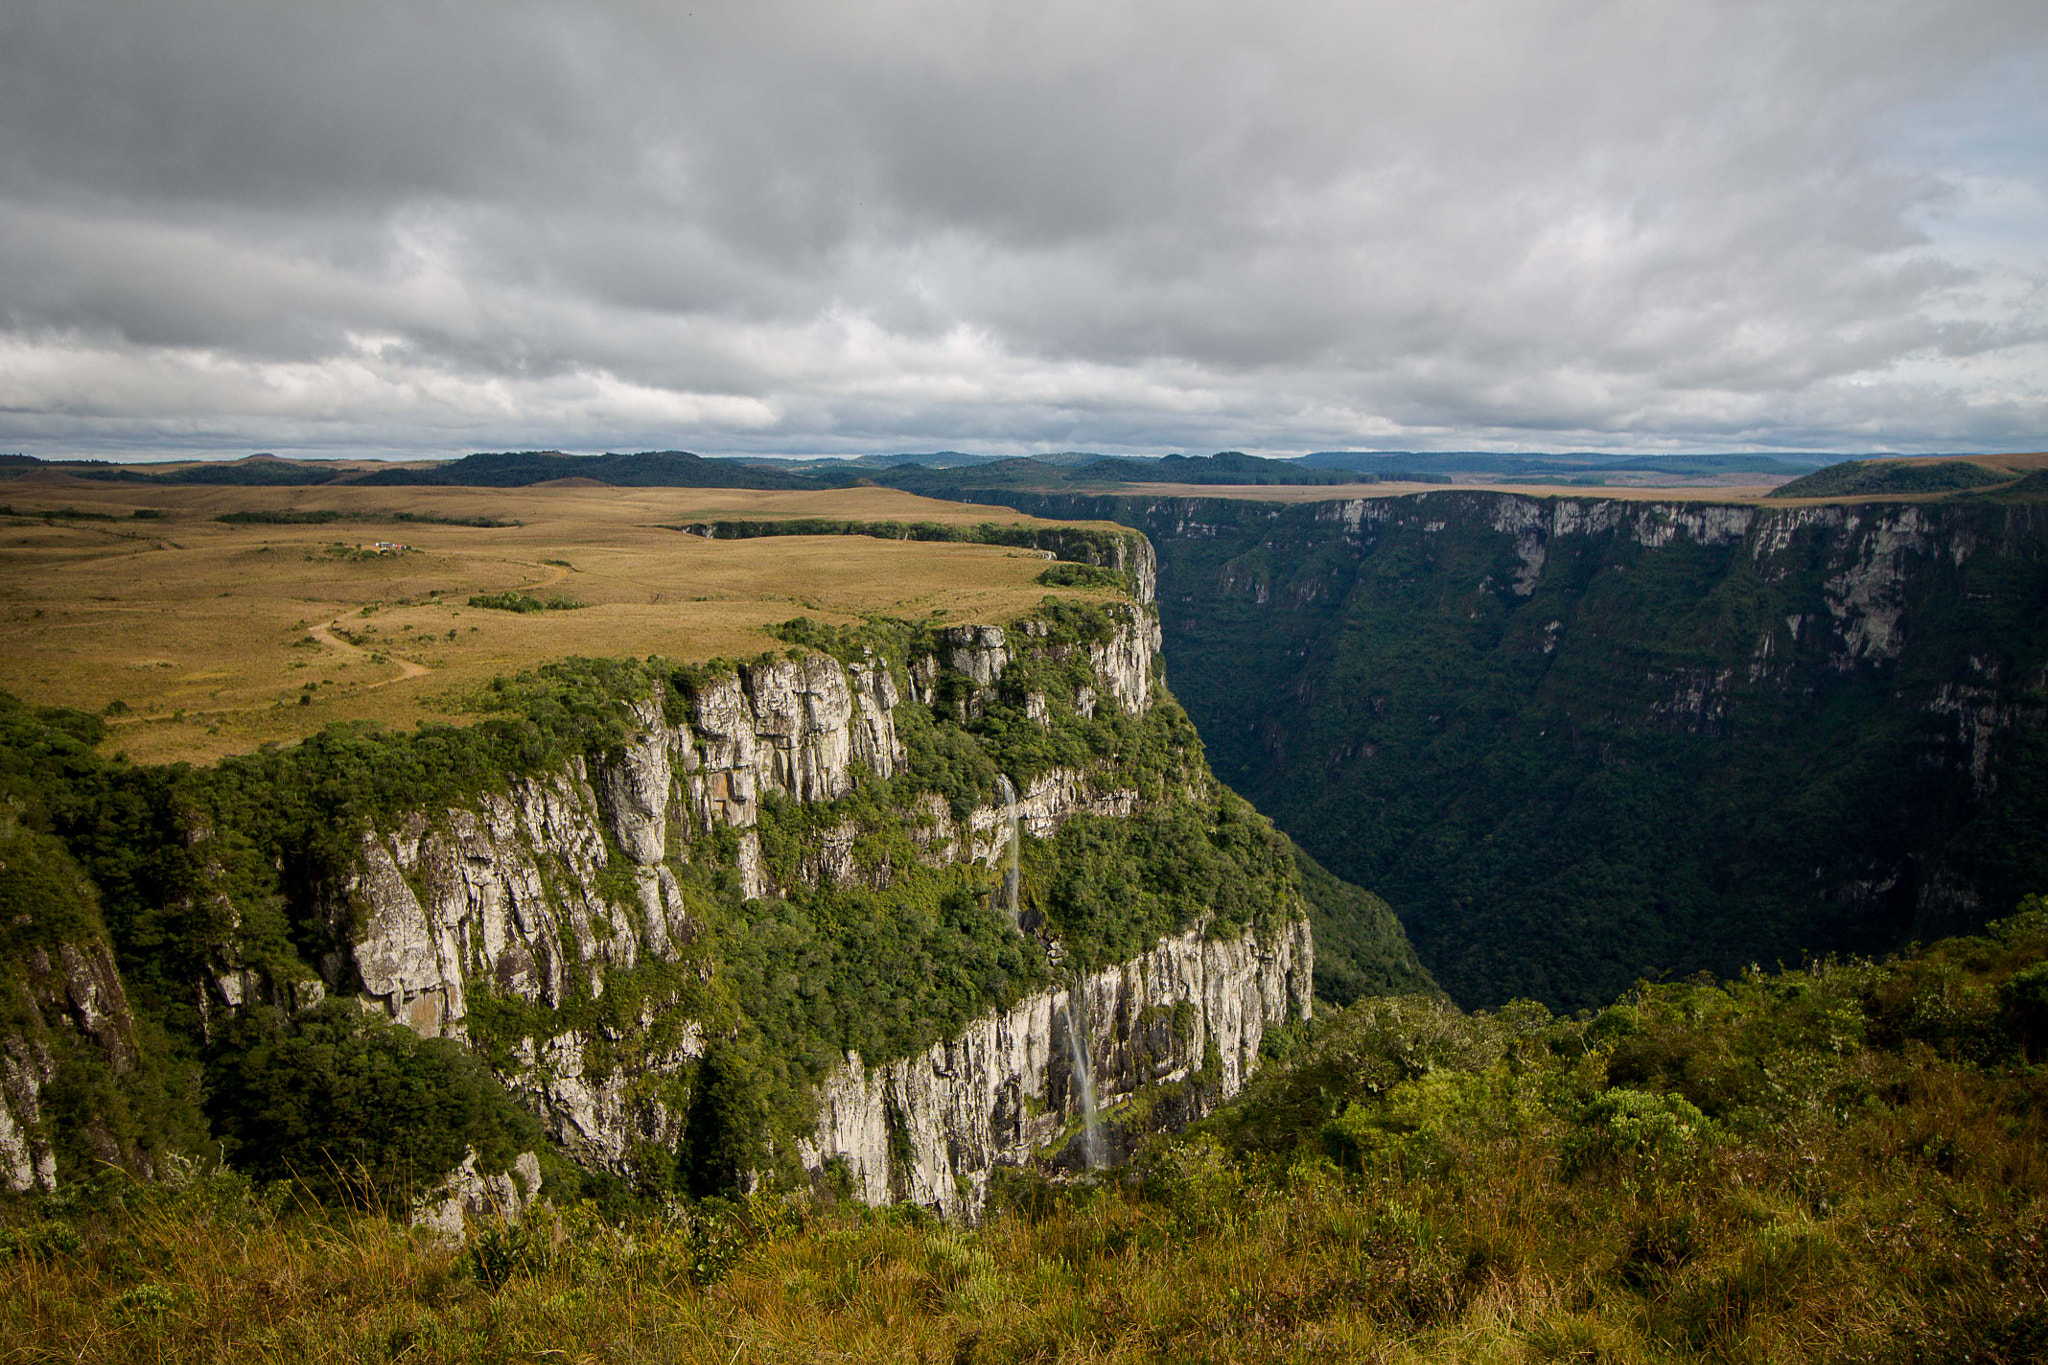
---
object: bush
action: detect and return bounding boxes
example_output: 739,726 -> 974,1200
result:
1562,1088 -> 1714,1184
1142,1133 -> 1243,1231
467,592 -> 586,612
206,1002 -> 548,1206
1998,961 -> 2048,1058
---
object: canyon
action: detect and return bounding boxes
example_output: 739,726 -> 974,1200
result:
953,487 -> 2048,1008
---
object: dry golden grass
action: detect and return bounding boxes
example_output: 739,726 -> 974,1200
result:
0,479 -> 1125,765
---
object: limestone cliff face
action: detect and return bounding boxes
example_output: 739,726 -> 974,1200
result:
0,807 -> 154,1195
681,655 -> 904,823
324,599 -> 1297,1197
802,917 -> 1311,1218
0,937 -> 145,1194
337,760 -> 703,1166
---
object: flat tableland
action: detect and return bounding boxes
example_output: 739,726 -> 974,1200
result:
0,480 -> 1125,765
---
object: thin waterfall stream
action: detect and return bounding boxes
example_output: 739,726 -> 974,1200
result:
1063,973 -> 1106,1169
996,773 -> 1103,1168
995,774 -> 1020,926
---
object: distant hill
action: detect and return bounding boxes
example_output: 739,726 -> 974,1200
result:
869,456 -> 1073,496
868,450 -> 1435,498
355,449 -> 847,490
0,449 -> 859,491
56,455 -> 341,485
11,447 -> 2017,497
1072,451 -> 1362,485
1775,457 -> 2013,499
1297,450 -> 1841,478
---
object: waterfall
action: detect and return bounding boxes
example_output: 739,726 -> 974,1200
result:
1062,973 -> 1106,1170
995,772 -> 1103,1167
994,774 -> 1020,926
994,773 -> 1101,1167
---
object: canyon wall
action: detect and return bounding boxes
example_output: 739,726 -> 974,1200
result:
959,488 -> 2048,1009
0,809 -> 159,1195
313,597 -> 1306,1209
1,536 -> 1337,1206
804,917 -> 1311,1218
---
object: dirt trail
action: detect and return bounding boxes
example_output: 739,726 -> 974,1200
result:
522,562 -> 572,590
303,563 -> 564,685
309,620 -> 430,681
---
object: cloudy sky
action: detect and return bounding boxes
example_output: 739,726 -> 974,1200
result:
2,1 -> 2044,461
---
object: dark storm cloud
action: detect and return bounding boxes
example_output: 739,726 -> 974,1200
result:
0,0 -> 2043,458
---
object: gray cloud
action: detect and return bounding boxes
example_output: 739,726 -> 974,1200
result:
1,0 -> 2043,459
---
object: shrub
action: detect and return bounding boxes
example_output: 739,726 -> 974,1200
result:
1998,961 -> 2048,1058
206,1002 -> 548,1206
467,591 -> 587,612
1562,1087 -> 1714,1184
1142,1133 -> 1243,1231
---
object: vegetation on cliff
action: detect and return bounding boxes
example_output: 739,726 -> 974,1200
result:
1,585 -> 1337,1205
1291,847 -> 1441,1005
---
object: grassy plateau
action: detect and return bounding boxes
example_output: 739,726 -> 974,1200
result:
0,480 -> 1126,765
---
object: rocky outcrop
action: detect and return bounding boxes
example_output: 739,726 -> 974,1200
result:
0,1035 -> 57,1194
411,1149 -> 545,1246
681,657 -> 902,825
801,916 -> 1312,1218
916,767 -> 1145,870
335,760 -> 704,1166
0,802 -> 159,1194
0,937 -> 147,1193
906,606 -> 1160,723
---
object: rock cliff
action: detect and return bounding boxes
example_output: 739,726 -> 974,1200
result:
803,917 -> 1311,1217
319,595 -> 1300,1202
0,815 -> 153,1194
0,938 -> 142,1193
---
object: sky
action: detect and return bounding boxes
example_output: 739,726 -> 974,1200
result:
2,0 -> 2044,462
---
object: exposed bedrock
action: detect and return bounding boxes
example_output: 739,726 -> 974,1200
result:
326,602 -> 1295,1197
802,917 -> 1312,1219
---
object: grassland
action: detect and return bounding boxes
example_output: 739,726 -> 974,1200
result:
0,480 -> 1125,765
